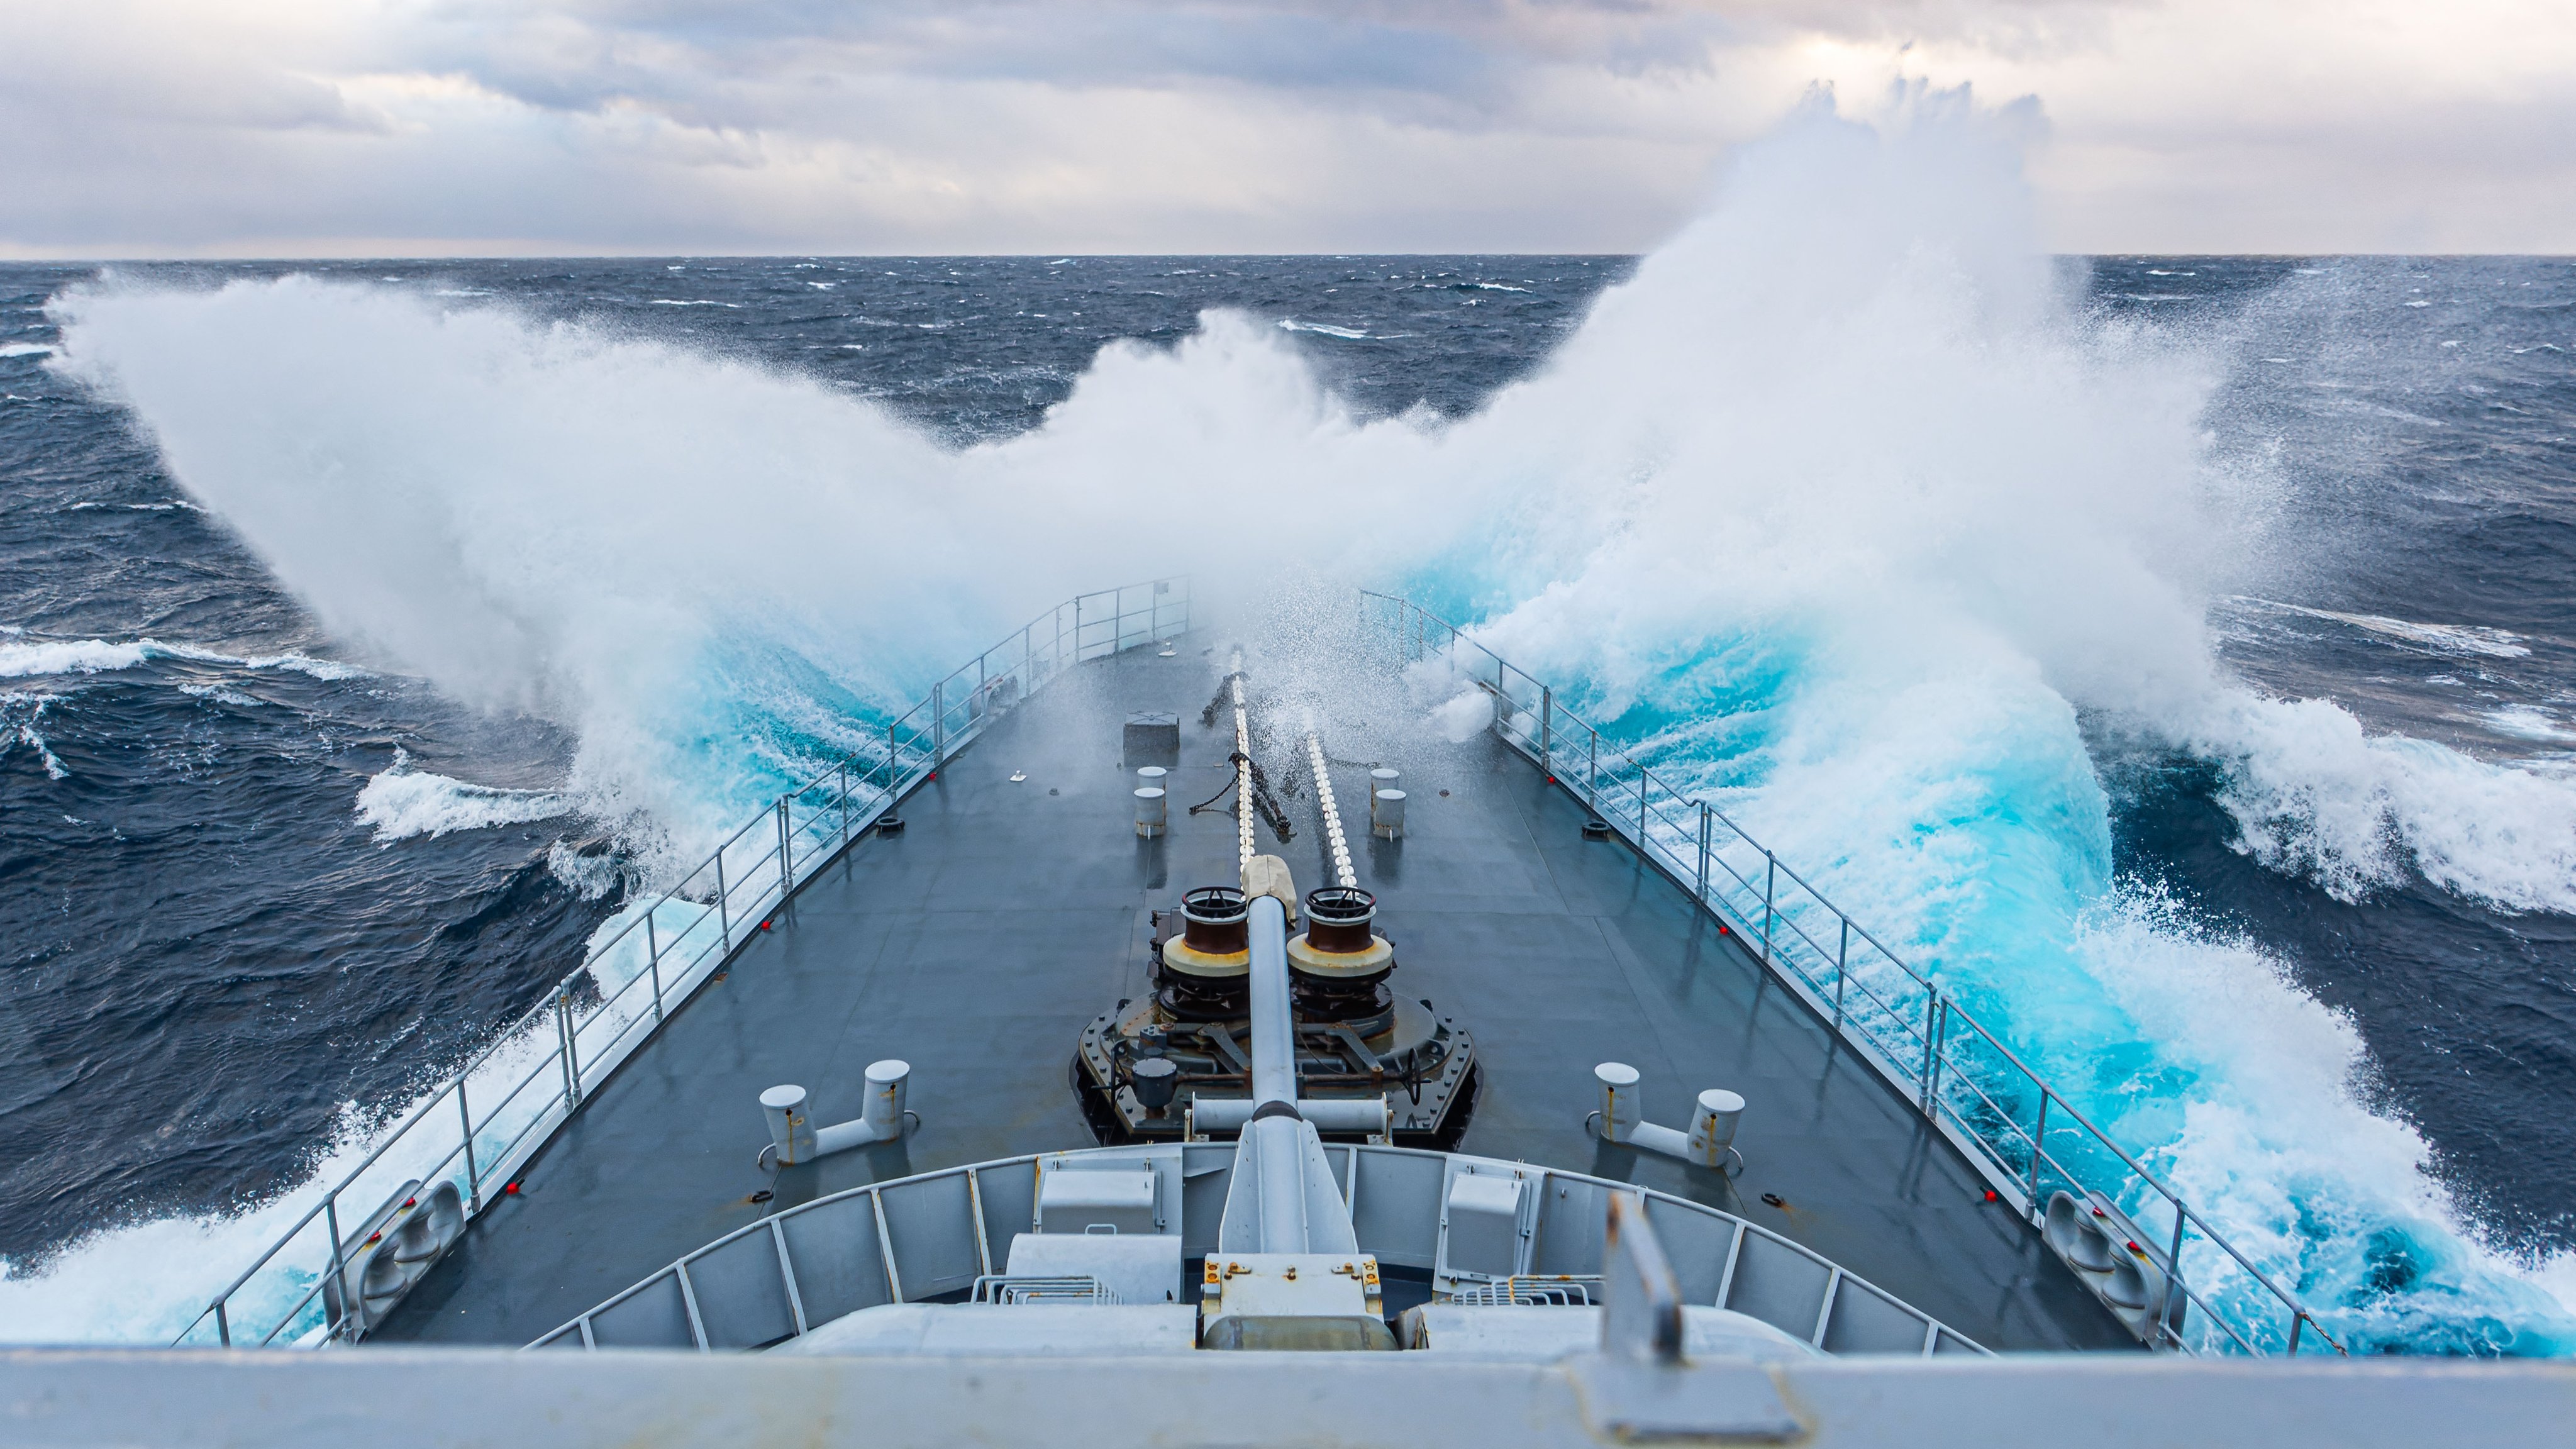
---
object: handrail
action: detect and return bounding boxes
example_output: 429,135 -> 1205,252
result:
175,575 -> 1191,1348
530,1142 -> 1986,1356
1361,588 -> 2345,1358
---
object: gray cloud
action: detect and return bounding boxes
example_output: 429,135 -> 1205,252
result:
0,0 -> 2567,255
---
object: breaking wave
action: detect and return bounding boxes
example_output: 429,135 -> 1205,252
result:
354,751 -> 573,843
26,86 -> 2576,1354
0,636 -> 366,681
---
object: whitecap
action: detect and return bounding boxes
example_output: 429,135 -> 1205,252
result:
646,299 -> 741,308
176,682 -> 263,708
2481,705 -> 2576,744
355,751 -> 572,843
2230,598 -> 2531,659
1277,319 -> 1368,340
0,342 -> 55,359
1,692 -> 69,780
0,636 -> 370,680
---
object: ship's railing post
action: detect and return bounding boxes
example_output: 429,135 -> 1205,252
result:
1587,729 -> 1599,808
2162,1202 -> 2189,1348
1540,685 -> 1553,767
646,912 -> 663,1023
557,990 -> 581,1108
932,680 -> 947,761
715,852 -> 731,948
836,762 -> 851,850
214,1301 -> 230,1348
459,1078 -> 481,1213
776,796 -> 793,901
1762,851 -> 1775,961
2026,1090 -> 2047,1211
1696,802 -> 1711,899
1918,992 -> 1940,1109
1835,916 -> 1848,1028
1637,768 -> 1649,840
323,1192 -> 348,1339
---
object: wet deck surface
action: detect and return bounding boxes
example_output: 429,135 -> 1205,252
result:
380,645 -> 2129,1351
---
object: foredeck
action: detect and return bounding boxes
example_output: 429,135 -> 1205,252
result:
376,643 -> 2128,1350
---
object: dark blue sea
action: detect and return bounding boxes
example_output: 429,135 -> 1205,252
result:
1,250 -> 2572,1352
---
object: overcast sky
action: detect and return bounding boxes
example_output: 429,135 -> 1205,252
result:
3,1 -> 2570,258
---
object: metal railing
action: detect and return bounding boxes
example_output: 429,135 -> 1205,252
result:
174,576 -> 1190,1348
1363,590 -> 2345,1358
530,1143 -> 1986,1355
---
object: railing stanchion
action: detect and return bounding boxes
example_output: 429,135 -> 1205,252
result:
2288,1312 -> 2305,1356
558,991 -> 581,1108
1762,852 -> 1775,962
933,680 -> 947,762
776,796 -> 793,902
1587,730 -> 1599,809
1696,802 -> 1711,899
214,1301 -> 230,1348
837,762 -> 851,850
646,911 -> 663,1023
1835,917 -> 1848,1028
1638,770 -> 1649,840
716,852 -> 731,949
323,1192 -> 348,1340
2162,1205 -> 2189,1348
1540,686 -> 1553,769
459,1079 -> 481,1213
1918,992 -> 1938,1108
2027,1090 -> 2046,1213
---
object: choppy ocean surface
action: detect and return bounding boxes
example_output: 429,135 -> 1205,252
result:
3,180 -> 2574,1350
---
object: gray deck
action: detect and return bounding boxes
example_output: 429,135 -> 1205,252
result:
377,645 -> 2129,1351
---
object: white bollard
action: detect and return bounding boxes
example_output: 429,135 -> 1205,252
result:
861,1059 -> 911,1138
760,1084 -> 816,1165
1371,789 -> 1407,840
1369,768 -> 1400,805
1136,765 -> 1168,791
1687,1089 -> 1746,1169
1594,1062 -> 1641,1143
1135,787 -> 1167,837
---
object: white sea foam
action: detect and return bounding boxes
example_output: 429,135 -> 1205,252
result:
0,636 -> 367,681
2483,705 -> 2576,745
2,692 -> 69,780
0,341 -> 55,358
2236,597 -> 2533,658
1277,319 -> 1368,339
355,752 -> 572,843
